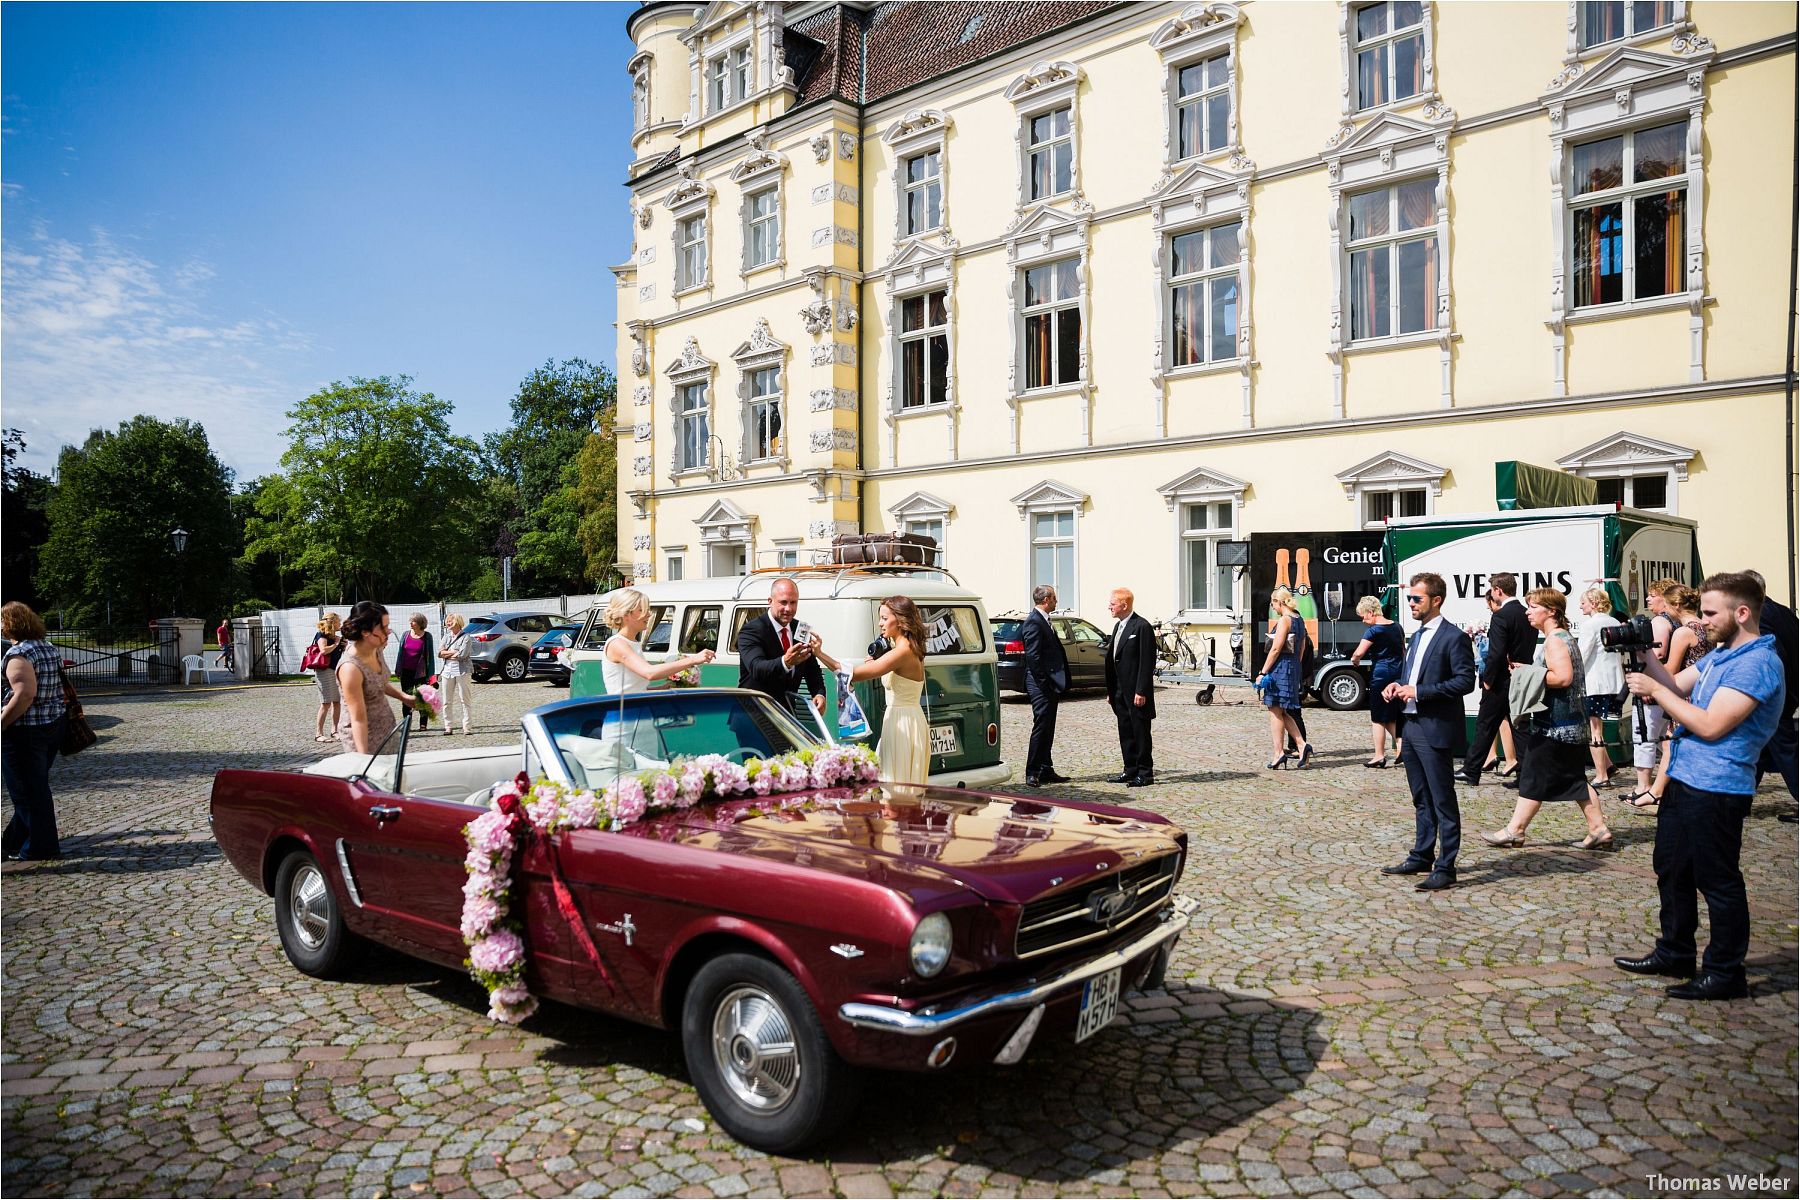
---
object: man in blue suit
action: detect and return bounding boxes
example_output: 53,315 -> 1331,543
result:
1380,572 -> 1477,891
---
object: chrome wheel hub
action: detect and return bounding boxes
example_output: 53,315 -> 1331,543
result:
288,864 -> 331,951
710,985 -> 799,1113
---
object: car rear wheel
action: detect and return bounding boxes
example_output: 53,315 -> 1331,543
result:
681,952 -> 861,1154
1319,666 -> 1367,711
500,652 -> 529,682
274,849 -> 359,978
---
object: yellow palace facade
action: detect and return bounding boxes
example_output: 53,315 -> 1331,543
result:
612,0 -> 1797,627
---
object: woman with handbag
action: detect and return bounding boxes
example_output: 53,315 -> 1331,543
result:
306,613 -> 346,743
2,601 -> 70,861
395,613 -> 435,732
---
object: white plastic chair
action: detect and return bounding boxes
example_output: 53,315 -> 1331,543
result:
181,654 -> 221,685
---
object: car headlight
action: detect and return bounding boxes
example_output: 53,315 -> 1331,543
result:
909,912 -> 953,978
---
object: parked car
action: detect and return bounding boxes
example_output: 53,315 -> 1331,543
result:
991,612 -> 1110,694
210,689 -> 1191,1154
526,620 -> 587,686
465,611 -> 562,683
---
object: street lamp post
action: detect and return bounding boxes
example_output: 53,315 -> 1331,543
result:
171,527 -> 189,617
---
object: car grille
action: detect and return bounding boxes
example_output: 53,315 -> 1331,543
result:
1014,853 -> 1180,959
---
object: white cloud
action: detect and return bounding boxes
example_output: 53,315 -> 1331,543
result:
0,226 -> 313,481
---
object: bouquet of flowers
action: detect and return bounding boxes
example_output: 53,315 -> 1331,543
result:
411,683 -> 444,719
668,666 -> 701,688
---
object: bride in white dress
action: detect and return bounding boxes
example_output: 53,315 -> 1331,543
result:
815,596 -> 929,786
602,589 -> 714,694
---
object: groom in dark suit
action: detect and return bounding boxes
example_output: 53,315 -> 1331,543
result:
1381,571 -> 1477,891
1022,584 -> 1070,786
737,577 -> 826,724
1104,587 -> 1157,788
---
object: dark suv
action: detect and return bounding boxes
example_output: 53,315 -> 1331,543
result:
467,611 -> 562,682
991,612 -> 1110,694
527,618 -> 591,686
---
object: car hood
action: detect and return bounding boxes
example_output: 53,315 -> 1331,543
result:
623,785 -> 1184,905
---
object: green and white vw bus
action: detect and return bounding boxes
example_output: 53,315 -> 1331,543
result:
566,566 -> 1011,788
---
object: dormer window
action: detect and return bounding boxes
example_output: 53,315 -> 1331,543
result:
1353,2 -> 1426,111
707,44 -> 751,113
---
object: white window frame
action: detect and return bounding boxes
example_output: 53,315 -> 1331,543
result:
664,161 -> 715,297
1343,178 -> 1442,342
1542,41 -> 1711,392
1166,219 -> 1245,369
1147,156 -> 1255,432
1005,61 -> 1086,213
731,129 -> 789,278
896,288 -> 950,412
629,51 -> 653,136
745,366 -> 783,463
679,4 -> 795,129
676,382 -> 711,475
663,336 -> 717,481
1346,1 -> 1432,113
676,213 -> 708,293
1323,109 -> 1455,417
743,185 -> 781,272
1564,121 -> 1690,312
1024,105 -> 1074,203
882,109 -> 954,246
771,538 -> 802,570
730,318 -> 790,471
1010,480 -> 1088,608
704,40 -> 753,115
1156,466 -> 1248,621
664,551 -> 686,582
902,149 -> 943,237
1152,5 -> 1246,169
1568,0 -> 1687,58
1018,256 -> 1084,394
1334,450 -> 1446,529
880,233 -> 960,467
888,491 -> 953,566
1556,429 -> 1693,514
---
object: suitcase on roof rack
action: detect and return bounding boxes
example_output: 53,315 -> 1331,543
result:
864,531 -> 937,566
831,533 -> 870,565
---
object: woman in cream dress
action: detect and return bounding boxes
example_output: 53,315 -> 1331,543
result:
602,589 -> 714,692
816,596 -> 929,786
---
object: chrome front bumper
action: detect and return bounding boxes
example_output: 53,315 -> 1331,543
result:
837,894 -> 1198,1036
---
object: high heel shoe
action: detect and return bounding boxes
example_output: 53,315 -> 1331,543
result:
1363,757 -> 1387,769
1481,828 -> 1526,847
1495,762 -> 1519,778
1296,743 -> 1315,769
1266,753 -> 1291,770
1577,830 -> 1616,851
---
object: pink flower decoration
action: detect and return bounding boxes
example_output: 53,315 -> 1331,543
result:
652,773 -> 679,805
470,929 -> 525,975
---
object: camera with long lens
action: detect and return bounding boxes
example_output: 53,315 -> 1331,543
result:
1600,612 -> 1657,672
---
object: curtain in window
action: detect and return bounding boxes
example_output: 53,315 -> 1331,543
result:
1171,281 -> 1203,366
1580,1 -> 1624,47
1572,203 -> 1623,306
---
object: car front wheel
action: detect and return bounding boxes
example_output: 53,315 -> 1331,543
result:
681,952 -> 861,1154
1319,666 -> 1367,711
500,652 -> 529,682
274,849 -> 359,978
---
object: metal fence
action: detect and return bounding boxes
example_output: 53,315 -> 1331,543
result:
258,594 -> 606,675
49,627 -> 184,685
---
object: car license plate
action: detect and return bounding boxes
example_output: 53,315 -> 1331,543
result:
929,724 -> 958,756
1075,967 -> 1121,1043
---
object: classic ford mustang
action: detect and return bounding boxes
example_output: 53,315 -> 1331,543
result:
210,689 -> 1192,1152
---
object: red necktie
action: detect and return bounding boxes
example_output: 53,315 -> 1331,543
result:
780,624 -> 792,653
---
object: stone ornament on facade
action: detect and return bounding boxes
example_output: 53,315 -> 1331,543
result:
664,336 -> 714,379
808,388 -> 856,412
808,429 -> 856,453
1335,0 -> 1441,120
632,455 -> 652,476
799,295 -> 833,335
837,132 -> 856,161
808,131 -> 832,162
809,343 -> 855,367
628,324 -> 649,378
632,534 -> 652,552
733,317 -> 786,359
1150,4 -> 1247,172
663,159 -> 713,210
1005,60 -> 1088,215
633,384 -> 651,407
634,422 -> 652,442
807,519 -> 858,542
1334,450 -> 1448,501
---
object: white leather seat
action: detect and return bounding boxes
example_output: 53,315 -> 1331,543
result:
304,745 -> 520,805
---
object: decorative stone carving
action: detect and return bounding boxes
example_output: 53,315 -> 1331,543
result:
633,384 -> 651,407
632,455 -> 652,475
1670,31 -> 1714,55
664,335 -> 715,379
632,534 -> 651,551
808,429 -> 856,452
809,132 -> 832,162
1545,63 -> 1583,92
628,326 -> 649,378
634,422 -> 651,442
638,285 -> 656,302
1150,3 -> 1242,49
837,132 -> 856,160
639,245 -> 657,263
800,295 -> 833,335
1323,118 -> 1359,151
1003,60 -> 1084,100
836,302 -> 857,332
663,159 -> 712,210
1420,98 -> 1456,123
810,183 -> 832,204
807,343 -> 855,367
734,318 -> 785,359
808,388 -> 857,412
807,519 -> 859,541
882,108 -> 952,144
637,203 -> 653,229
731,129 -> 787,181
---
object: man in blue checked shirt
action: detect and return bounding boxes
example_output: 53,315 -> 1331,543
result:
1616,571 -> 1787,1001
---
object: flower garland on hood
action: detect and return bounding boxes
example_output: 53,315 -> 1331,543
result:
461,743 -> 882,1023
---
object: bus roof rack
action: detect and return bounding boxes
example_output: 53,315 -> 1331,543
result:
730,562 -> 963,600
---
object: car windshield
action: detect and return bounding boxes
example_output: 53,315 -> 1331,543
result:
534,628 -> 577,649
536,692 -> 822,792
465,618 -> 497,634
992,618 -> 1023,644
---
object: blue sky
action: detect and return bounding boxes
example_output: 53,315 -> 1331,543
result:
2,1 -> 637,481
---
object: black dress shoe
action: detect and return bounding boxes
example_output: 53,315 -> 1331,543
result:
1415,870 -> 1456,891
1024,776 -> 1043,788
1127,776 -> 1153,788
1457,773 -> 1480,787
1042,770 -> 1071,784
1381,859 -> 1433,875
1613,952 -> 1696,978
1108,773 -> 1135,784
1667,972 -> 1748,1001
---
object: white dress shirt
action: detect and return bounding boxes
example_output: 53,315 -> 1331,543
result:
1404,614 -> 1444,715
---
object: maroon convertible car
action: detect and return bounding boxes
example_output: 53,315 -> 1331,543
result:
211,689 -> 1193,1152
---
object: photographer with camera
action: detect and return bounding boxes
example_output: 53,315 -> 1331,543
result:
1620,579 -> 1682,809
1614,571 -> 1786,1000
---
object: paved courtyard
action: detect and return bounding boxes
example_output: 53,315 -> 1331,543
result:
3,678 -> 1795,1198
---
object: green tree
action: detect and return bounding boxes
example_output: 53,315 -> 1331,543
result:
2,429 -> 54,609
39,416 -> 237,626
242,376 -> 480,602
573,429 -> 621,589
485,358 -> 616,593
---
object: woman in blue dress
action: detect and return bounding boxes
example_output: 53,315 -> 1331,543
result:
1349,594 -> 1406,768
1255,587 -> 1312,769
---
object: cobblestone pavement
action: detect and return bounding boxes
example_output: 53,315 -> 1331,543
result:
3,679 -> 1795,1198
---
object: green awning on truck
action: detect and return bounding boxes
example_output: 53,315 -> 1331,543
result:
1495,461 -> 1599,510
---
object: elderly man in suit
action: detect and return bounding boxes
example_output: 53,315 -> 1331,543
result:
1382,571 -> 1477,891
1022,584 -> 1071,787
737,577 -> 827,723
1462,571 -> 1534,786
1104,587 -> 1158,788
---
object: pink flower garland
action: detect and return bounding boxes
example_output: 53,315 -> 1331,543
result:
460,744 -> 882,1023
